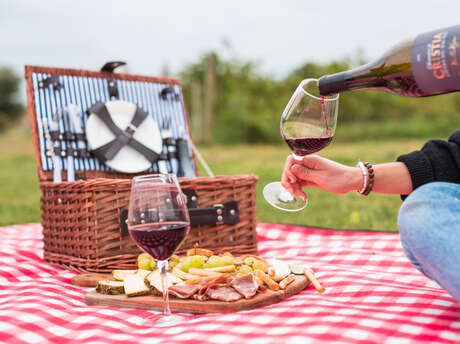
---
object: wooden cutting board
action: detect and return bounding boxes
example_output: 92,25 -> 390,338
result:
73,273 -> 310,314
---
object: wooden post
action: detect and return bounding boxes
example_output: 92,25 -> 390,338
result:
191,81 -> 203,143
203,53 -> 216,144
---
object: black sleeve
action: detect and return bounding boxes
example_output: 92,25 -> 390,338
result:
397,130 -> 460,198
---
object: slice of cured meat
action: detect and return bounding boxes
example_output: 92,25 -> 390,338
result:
168,284 -> 201,299
230,273 -> 259,299
206,286 -> 243,302
197,274 -> 231,296
193,293 -> 208,301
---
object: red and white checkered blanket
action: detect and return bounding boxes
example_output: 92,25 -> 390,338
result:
1,223 -> 459,344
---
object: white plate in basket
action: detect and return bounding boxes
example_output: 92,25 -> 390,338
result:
86,100 -> 162,173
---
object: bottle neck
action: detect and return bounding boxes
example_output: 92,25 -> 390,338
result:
318,62 -> 386,95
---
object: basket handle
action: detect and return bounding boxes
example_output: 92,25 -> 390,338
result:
100,61 -> 126,73
100,61 -> 126,99
160,86 -> 180,101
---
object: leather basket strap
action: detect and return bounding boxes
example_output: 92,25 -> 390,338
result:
89,102 -> 160,163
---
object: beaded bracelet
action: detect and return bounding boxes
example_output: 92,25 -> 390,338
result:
357,161 -> 374,196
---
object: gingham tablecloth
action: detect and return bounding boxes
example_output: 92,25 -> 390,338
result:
1,223 -> 459,344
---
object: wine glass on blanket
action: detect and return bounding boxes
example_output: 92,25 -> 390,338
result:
127,173 -> 190,325
263,79 -> 339,211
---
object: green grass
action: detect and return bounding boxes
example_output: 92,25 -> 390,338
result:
0,127 -> 426,231
196,139 -> 424,232
0,128 -> 41,225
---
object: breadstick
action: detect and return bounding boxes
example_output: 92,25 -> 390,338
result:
254,275 -> 265,286
221,252 -> 233,258
172,267 -> 199,281
186,248 -> 214,257
255,270 -> 280,291
188,268 -> 222,277
185,274 -> 223,285
304,268 -> 325,293
241,254 -> 270,267
267,267 -> 275,278
241,254 -> 270,272
234,257 -> 243,265
185,277 -> 206,285
204,265 -> 236,273
279,274 -> 295,289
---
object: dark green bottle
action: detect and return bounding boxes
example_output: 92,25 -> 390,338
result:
319,25 -> 460,97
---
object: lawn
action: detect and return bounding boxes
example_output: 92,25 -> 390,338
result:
0,127 -> 426,230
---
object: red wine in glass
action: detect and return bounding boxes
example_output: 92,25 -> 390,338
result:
128,222 -> 190,261
263,78 -> 339,212
127,173 -> 190,325
284,136 -> 333,156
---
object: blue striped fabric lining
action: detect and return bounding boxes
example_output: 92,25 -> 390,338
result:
32,72 -> 193,174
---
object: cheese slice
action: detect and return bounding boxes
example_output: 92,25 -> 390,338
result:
267,259 -> 291,282
112,270 -> 137,281
145,270 -> 184,294
124,274 -> 150,297
96,280 -> 125,295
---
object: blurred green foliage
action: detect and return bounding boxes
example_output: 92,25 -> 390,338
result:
1,52 -> 459,142
181,52 -> 460,144
0,67 -> 23,131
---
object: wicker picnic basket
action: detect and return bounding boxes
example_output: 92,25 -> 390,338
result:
25,64 -> 258,273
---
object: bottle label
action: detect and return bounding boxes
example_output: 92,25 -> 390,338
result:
411,25 -> 460,94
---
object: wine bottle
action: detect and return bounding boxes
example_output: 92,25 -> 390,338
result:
318,25 -> 460,97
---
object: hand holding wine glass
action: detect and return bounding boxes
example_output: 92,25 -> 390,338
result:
263,79 -> 339,211
127,173 -> 190,325
281,154 -> 362,200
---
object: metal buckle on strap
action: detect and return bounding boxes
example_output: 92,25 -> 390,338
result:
125,123 -> 137,136
213,204 -> 224,224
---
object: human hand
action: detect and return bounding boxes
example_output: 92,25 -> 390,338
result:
281,155 -> 361,200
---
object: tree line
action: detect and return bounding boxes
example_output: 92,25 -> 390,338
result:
1,54 -> 460,142
181,52 -> 460,143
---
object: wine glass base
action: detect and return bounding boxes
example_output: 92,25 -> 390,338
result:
143,313 -> 189,327
263,182 -> 307,212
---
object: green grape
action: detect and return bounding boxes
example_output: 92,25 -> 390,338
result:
170,254 -> 180,263
176,261 -> 190,272
188,255 -> 205,268
252,260 -> 265,271
203,255 -> 221,268
238,265 -> 253,275
138,253 -> 154,271
168,260 -> 178,271
244,257 -> 256,266
220,255 -> 234,266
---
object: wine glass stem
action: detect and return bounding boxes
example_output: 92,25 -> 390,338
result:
158,260 -> 171,318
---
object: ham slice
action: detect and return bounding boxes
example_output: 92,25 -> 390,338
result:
193,293 -> 208,301
168,284 -> 201,299
197,274 -> 231,296
206,286 -> 243,302
230,273 -> 259,299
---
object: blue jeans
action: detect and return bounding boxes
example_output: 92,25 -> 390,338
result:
398,182 -> 460,303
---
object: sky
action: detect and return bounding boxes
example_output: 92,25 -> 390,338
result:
1,0 -> 460,83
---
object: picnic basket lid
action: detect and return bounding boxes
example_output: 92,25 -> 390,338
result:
25,64 -> 197,182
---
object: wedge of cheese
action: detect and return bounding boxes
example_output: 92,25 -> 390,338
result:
136,269 -> 152,279
96,280 -> 125,295
267,259 -> 291,282
289,264 -> 306,275
145,270 -> 184,294
112,270 -> 137,281
123,273 -> 150,297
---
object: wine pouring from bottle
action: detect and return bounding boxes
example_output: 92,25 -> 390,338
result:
318,25 -> 460,97
263,79 -> 339,212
